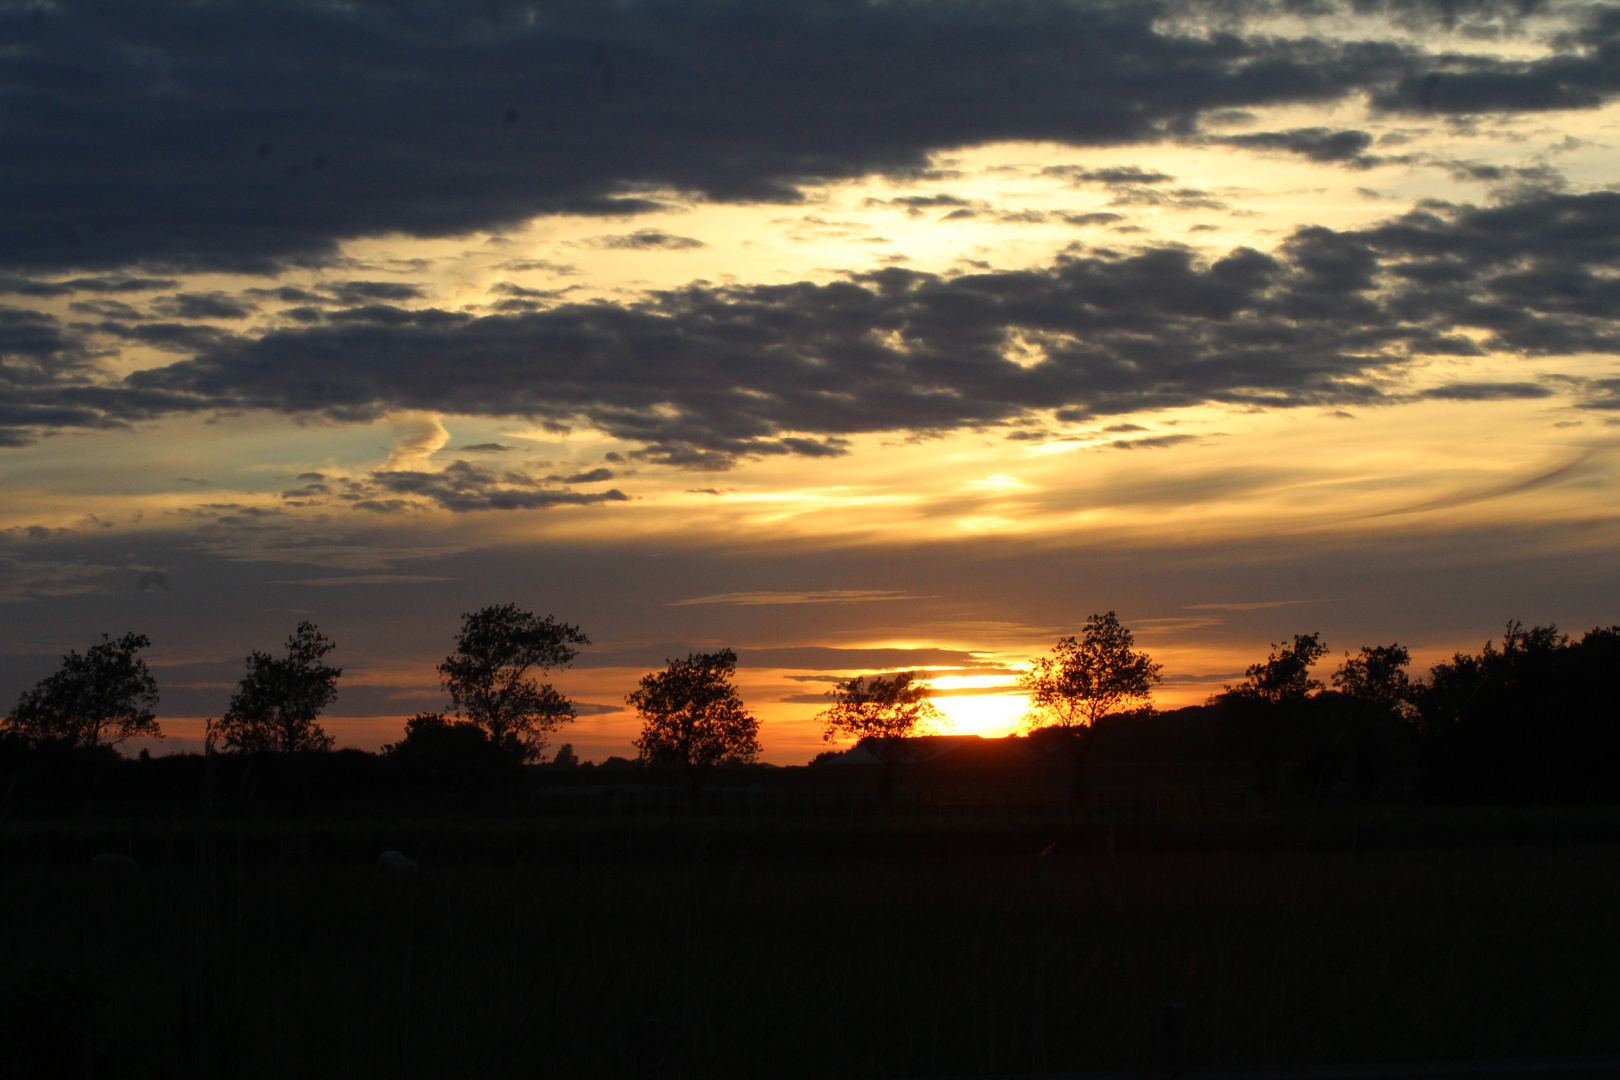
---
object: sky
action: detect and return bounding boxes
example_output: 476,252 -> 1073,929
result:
3,0 -> 1619,764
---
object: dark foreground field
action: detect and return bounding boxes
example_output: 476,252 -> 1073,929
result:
4,814 -> 1620,1080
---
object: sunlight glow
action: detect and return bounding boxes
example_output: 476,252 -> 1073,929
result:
928,690 -> 1029,738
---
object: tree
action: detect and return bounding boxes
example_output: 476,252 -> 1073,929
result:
1019,612 -> 1163,731
1225,633 -> 1327,705
1333,644 -> 1414,713
437,604 -> 588,763
1407,621 -> 1620,803
4,633 -> 161,749
818,671 -> 946,804
628,649 -> 761,803
1018,612 -> 1162,806
1213,632 -> 1327,797
381,712 -> 491,759
216,622 -> 341,753
382,711 -> 515,803
1302,643 -> 1420,801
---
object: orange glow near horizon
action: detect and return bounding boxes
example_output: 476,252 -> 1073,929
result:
924,673 -> 1030,738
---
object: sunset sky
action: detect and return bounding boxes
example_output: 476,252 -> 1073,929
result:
3,0 -> 1619,763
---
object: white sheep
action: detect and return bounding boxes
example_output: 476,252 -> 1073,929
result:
377,850 -> 419,875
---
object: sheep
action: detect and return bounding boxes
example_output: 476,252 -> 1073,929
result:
377,850 -> 419,875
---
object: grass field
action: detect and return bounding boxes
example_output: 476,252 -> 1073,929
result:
2,811 -> 1619,1079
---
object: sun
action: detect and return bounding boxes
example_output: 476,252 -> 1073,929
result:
924,674 -> 1029,738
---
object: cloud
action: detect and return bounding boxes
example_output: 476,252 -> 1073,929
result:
497,259 -> 578,276
1419,382 -> 1554,401
1369,17 -> 1620,116
150,292 -> 258,320
269,574 -> 456,586
367,459 -> 630,513
668,589 -> 930,606
1370,450 -> 1602,517
0,275 -> 177,297
580,231 -> 706,251
1059,212 -> 1126,227
1105,186 -> 1229,211
863,194 -> 976,217
548,468 -> 615,484
68,299 -> 144,320
0,552 -> 121,603
5,188 -> 1620,461
9,0 -> 1609,279
735,647 -> 997,671
134,569 -> 171,591
381,412 -> 451,471
1107,433 -> 1202,450
1185,599 -> 1335,611
1041,165 -> 1175,186
1211,127 -> 1389,168
322,281 -> 425,305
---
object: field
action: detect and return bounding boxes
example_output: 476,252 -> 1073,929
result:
3,810 -> 1620,1079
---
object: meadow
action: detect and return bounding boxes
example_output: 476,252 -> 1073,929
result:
4,809 -> 1620,1079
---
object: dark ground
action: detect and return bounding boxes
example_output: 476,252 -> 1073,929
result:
3,809 -> 1619,1080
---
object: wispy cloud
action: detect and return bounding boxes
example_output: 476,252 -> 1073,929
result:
1370,450 -> 1602,518
668,589 -> 933,607
1185,599 -> 1339,611
270,574 -> 456,586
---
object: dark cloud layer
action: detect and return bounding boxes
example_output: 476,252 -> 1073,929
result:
19,189 -> 1584,466
369,460 -> 628,512
5,0 -> 1615,279
1213,127 -> 1387,167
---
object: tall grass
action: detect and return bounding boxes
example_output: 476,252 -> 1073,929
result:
2,838 -> 1619,1078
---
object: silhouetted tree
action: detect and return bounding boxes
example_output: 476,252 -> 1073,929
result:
4,633 -> 161,749
1019,612 -> 1162,806
1288,644 -> 1419,801
216,622 -> 340,752
819,671 -> 946,805
438,604 -> 588,763
629,649 -> 760,803
1333,644 -> 1414,713
382,711 -> 514,804
1410,621 -> 1620,802
382,712 -> 491,760
1228,633 -> 1327,705
1213,632 -> 1326,797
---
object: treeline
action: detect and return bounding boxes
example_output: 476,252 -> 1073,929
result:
0,737 -> 677,819
1062,617 -> 1620,805
1,602 -> 765,810
899,612 -> 1620,808
1308,623 -> 1620,803
6,606 -> 1620,811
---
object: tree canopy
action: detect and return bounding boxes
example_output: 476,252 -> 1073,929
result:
437,604 -> 588,763
819,671 -> 945,762
4,632 -> 161,749
1019,612 -> 1163,731
1222,633 -> 1328,705
629,649 -> 760,793
1410,621 -> 1620,802
819,670 -> 946,804
1333,644 -> 1414,712
216,622 -> 341,753
1212,632 -> 1328,798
